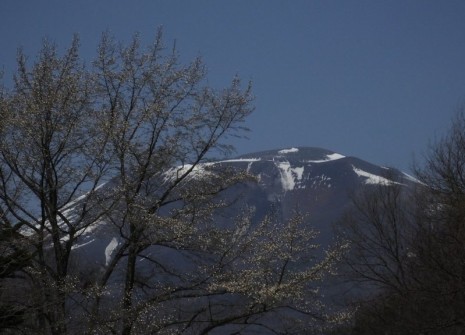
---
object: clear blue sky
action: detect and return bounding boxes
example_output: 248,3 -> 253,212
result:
2,0 -> 465,172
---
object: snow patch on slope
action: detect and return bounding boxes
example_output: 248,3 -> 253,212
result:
310,175 -> 332,189
275,160 -> 305,191
162,164 -> 209,182
278,148 -> 299,154
71,239 -> 95,250
163,158 -> 261,182
306,153 -> 345,163
105,237 -> 119,266
352,166 -> 395,185
402,172 -> 424,185
216,158 -> 261,164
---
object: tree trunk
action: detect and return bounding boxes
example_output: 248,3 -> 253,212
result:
121,223 -> 138,335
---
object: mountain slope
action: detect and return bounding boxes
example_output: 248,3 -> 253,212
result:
210,147 -> 414,245
68,146 -> 414,266
55,146 -> 416,333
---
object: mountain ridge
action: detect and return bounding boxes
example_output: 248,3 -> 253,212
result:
24,146 -> 418,333
54,146 -> 417,257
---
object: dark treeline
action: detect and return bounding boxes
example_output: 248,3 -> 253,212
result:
333,112 -> 465,334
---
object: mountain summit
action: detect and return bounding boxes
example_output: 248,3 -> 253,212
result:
70,146 -> 415,262
23,146 -> 417,334
209,146 -> 415,242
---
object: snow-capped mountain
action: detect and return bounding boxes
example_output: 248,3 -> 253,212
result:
205,147 -> 415,245
35,146 -> 417,334
69,146 -> 415,268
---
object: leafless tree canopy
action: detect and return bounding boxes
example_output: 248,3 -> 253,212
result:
337,112 -> 465,335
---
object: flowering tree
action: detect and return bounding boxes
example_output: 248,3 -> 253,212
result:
0,30 -> 346,335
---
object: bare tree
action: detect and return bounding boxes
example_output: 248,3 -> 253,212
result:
338,182 -> 415,294
337,112 -> 465,334
410,111 -> 465,334
335,182 -> 422,334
